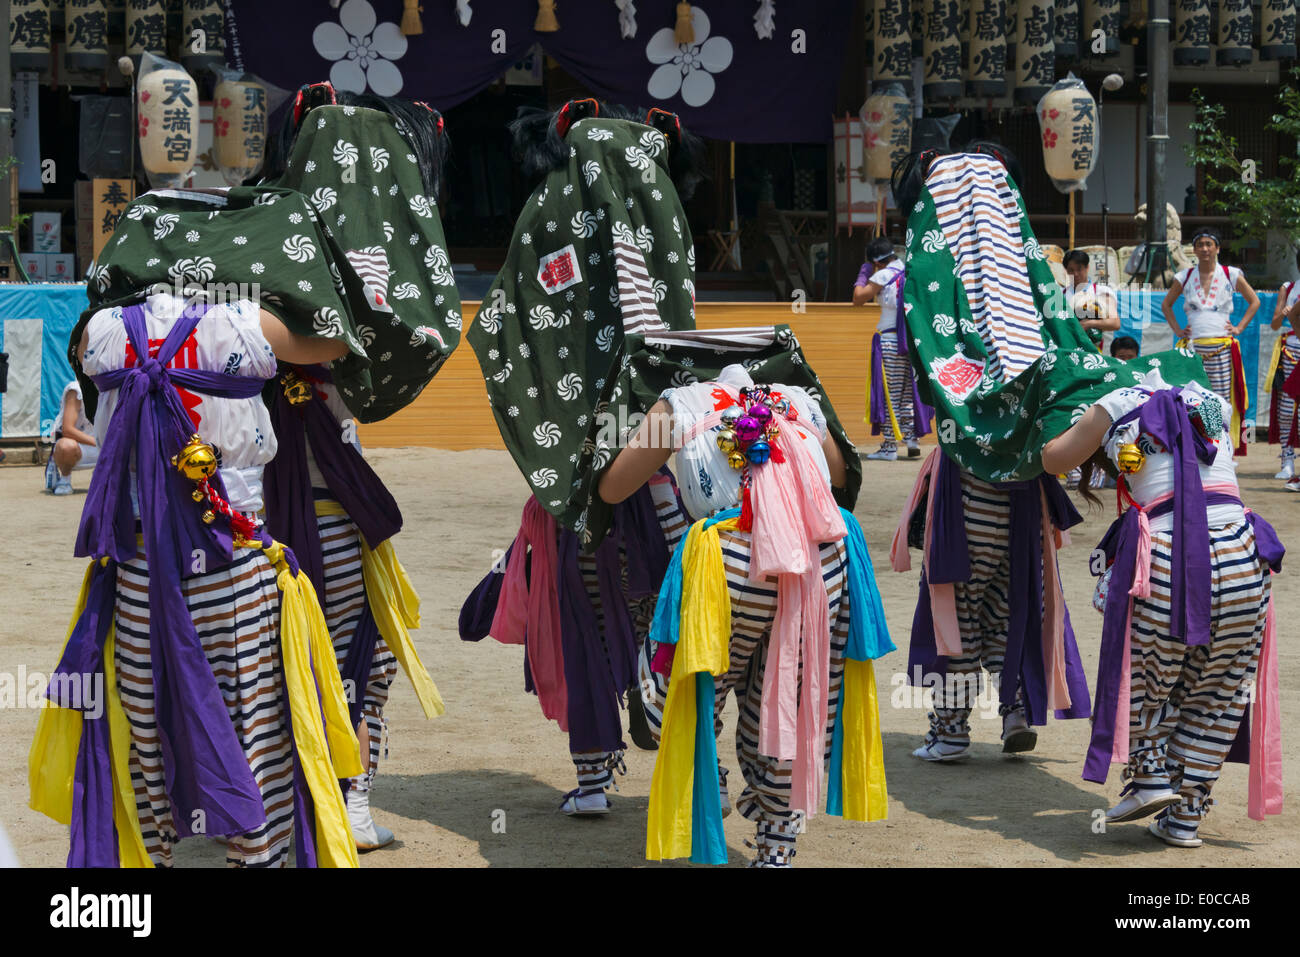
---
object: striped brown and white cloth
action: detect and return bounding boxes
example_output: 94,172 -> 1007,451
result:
113,548 -> 295,868
1127,520 -> 1269,839
926,154 -> 1046,382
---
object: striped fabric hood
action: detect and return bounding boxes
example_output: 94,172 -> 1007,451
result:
469,116 -> 699,535
901,153 -> 1206,480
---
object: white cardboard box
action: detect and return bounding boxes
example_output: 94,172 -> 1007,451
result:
20,252 -> 46,280
32,211 -> 61,252
46,254 -> 75,281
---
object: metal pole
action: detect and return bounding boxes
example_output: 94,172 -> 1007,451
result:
1146,0 -> 1170,285
0,0 -> 14,245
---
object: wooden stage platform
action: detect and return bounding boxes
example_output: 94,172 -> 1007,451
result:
357,302 -> 883,450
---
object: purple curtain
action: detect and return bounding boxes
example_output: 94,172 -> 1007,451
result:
231,0 -> 856,143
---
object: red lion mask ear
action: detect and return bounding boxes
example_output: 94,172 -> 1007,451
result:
555,98 -> 600,139
293,82 -> 337,128
644,107 -> 682,147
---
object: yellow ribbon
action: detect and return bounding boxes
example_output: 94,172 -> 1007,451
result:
837,659 -> 888,822
1264,333 -> 1298,393
314,500 -> 443,719
646,517 -> 735,861
864,336 -> 905,441
28,559 -> 154,866
32,541 -> 364,868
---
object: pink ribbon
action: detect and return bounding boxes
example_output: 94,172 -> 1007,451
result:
490,497 -> 568,729
747,411 -> 846,817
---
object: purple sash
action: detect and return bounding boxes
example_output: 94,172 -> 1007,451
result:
459,473 -> 674,753
263,364 -> 402,598
56,302 -> 273,865
907,454 -> 1089,725
1084,492 -> 1283,783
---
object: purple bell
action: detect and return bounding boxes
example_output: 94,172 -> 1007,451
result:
735,415 -> 763,443
749,403 -> 773,427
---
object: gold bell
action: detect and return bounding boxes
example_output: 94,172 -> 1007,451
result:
1116,443 -> 1145,474
171,434 -> 218,482
727,450 -> 747,470
191,489 -> 206,503
201,510 -> 216,525
716,429 -> 738,453
281,370 -> 314,406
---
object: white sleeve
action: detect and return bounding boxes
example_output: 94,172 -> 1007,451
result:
209,299 -> 277,378
79,307 -> 126,375
1095,386 -> 1148,432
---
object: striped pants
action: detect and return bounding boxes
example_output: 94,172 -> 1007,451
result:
638,529 -> 851,834
1193,340 -> 1234,407
878,335 -> 916,451
1277,340 -> 1298,455
317,511 -> 398,793
113,548 -> 295,868
927,472 -> 1021,748
1126,521 -> 1268,839
570,476 -> 692,792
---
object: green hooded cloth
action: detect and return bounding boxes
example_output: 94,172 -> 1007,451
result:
469,115 -> 698,533
574,325 -> 863,548
76,106 -> 459,423
902,153 -> 1206,479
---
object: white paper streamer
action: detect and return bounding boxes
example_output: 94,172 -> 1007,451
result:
755,0 -> 775,38
616,0 -> 637,38
457,0 -> 472,26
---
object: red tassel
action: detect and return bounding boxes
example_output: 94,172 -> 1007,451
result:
739,485 -> 754,531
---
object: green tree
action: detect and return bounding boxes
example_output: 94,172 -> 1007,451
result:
1185,78 -> 1300,261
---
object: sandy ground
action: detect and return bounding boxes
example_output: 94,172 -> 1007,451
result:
1,447 -> 1297,868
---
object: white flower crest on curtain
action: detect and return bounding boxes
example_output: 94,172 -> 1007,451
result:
645,7 -> 733,107
313,0 -> 408,96
616,0 -> 637,38
754,0 -> 775,39
456,0 -> 472,26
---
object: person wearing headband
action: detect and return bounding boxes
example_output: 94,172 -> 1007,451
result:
1267,249 -> 1300,487
856,236 -> 930,460
1161,229 -> 1259,454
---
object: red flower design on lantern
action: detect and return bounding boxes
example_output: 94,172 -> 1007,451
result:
215,117 -> 230,138
1042,129 -> 1058,149
139,116 -> 149,138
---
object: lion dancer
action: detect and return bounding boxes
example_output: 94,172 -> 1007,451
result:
1267,262 -> 1300,486
598,344 -> 889,867
459,99 -> 707,816
1043,370 -> 1284,847
29,288 -> 363,868
259,85 -> 457,850
857,236 -> 932,460
1161,228 -> 1260,455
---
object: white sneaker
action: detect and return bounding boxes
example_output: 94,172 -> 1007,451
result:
1275,456 -> 1295,481
559,788 -> 611,817
347,787 -> 395,851
53,474 -> 73,496
1148,816 -> 1202,848
866,447 -> 898,462
1287,478 -> 1300,493
1106,787 -> 1181,824
911,739 -> 970,762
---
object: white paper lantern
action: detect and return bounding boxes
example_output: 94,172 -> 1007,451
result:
1261,0 -> 1297,60
967,0 -> 1007,96
923,0 -> 965,101
1217,0 -> 1253,66
1082,0 -> 1119,55
874,0 -> 914,86
1015,0 -> 1055,104
862,83 -> 912,184
1173,0 -> 1211,65
1037,74 -> 1098,193
214,78 -> 269,185
181,0 -> 225,74
10,0 -> 52,71
139,64 -> 200,186
66,0 -> 110,72
127,0 -> 169,59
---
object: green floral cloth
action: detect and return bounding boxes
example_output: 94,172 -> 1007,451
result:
469,116 -> 698,532
78,106 -> 460,423
902,155 -> 1206,480
574,325 -> 863,548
